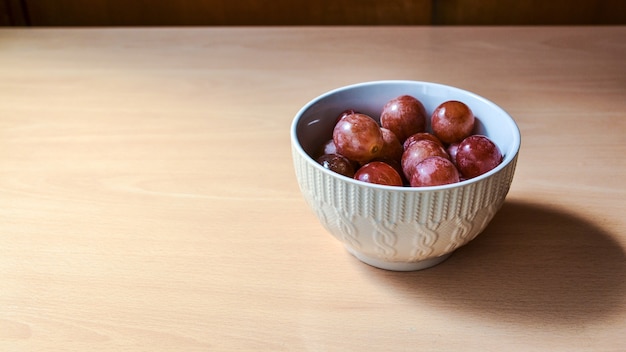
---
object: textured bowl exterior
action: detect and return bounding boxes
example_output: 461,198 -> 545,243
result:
293,146 -> 517,269
291,80 -> 520,271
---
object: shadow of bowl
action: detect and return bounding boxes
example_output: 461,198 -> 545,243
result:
356,200 -> 626,326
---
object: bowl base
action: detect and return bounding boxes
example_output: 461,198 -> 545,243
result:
347,248 -> 452,271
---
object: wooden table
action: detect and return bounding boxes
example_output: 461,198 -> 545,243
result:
1,26 -> 624,351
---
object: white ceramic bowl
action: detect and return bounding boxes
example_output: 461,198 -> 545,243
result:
291,81 -> 521,271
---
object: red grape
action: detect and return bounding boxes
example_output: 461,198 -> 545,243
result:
378,127 -> 403,162
318,139 -> 337,156
333,113 -> 384,163
380,95 -> 427,143
431,100 -> 475,144
372,157 -> 404,182
455,135 -> 503,179
447,142 -> 460,165
401,139 -> 450,180
410,156 -> 460,187
354,161 -> 403,186
336,109 -> 358,124
403,132 -> 444,150
317,153 -> 356,178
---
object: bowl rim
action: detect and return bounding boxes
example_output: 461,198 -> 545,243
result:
291,80 -> 521,192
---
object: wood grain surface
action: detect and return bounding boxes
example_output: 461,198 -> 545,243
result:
0,26 -> 625,351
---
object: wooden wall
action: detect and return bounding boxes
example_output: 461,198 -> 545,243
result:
432,0 -> 626,25
2,0 -> 625,26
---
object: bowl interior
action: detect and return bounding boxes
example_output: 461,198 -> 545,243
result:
292,81 -> 520,181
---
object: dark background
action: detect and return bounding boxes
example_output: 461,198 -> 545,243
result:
2,0 -> 626,26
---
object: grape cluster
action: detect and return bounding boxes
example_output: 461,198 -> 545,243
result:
315,95 -> 503,187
